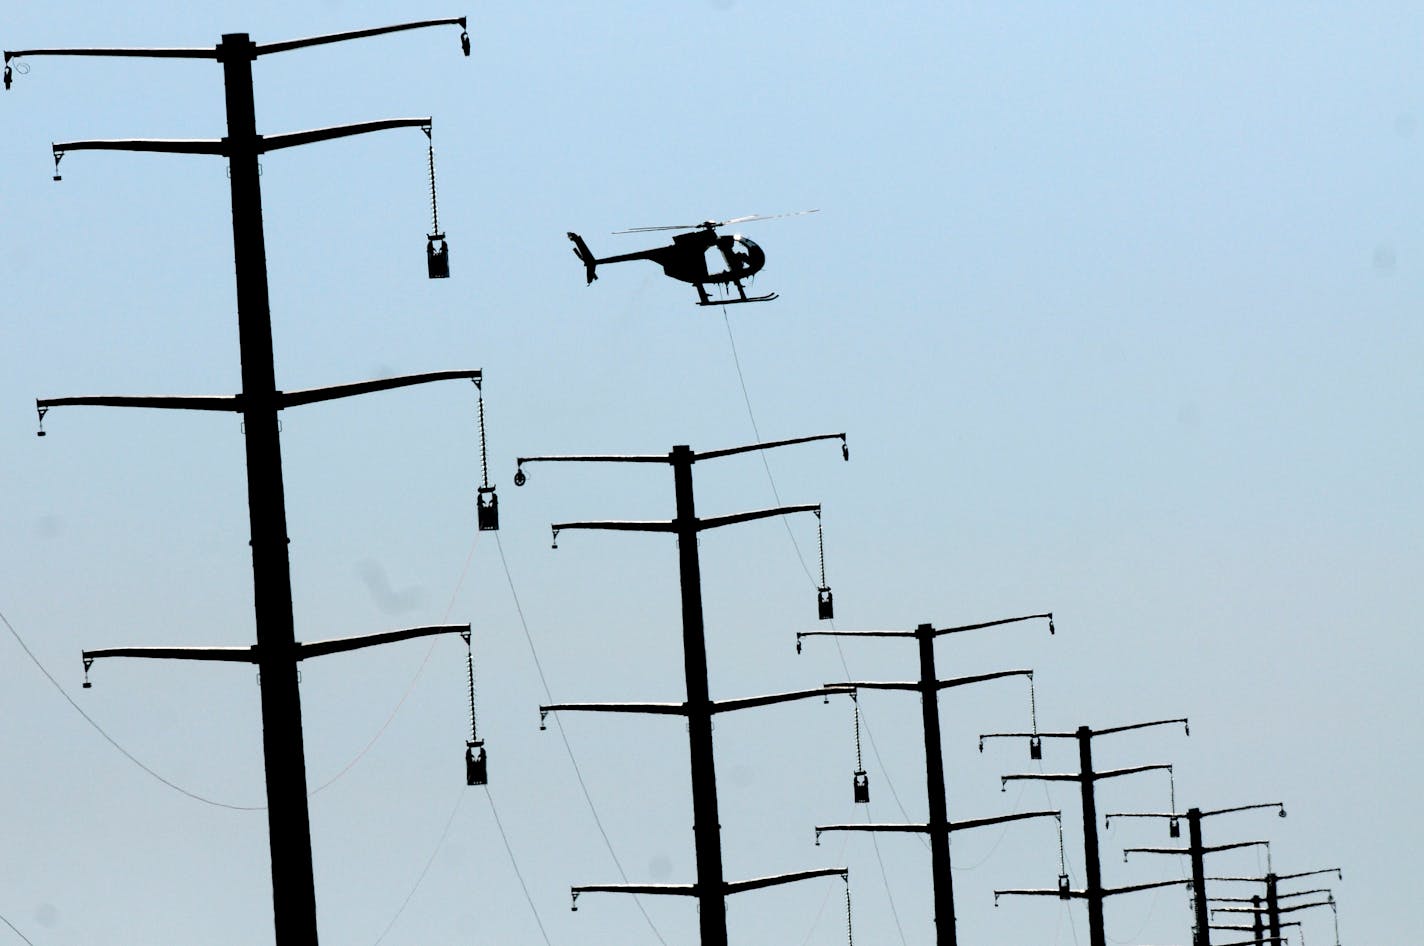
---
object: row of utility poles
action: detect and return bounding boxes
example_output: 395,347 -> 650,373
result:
8,15 -> 1343,946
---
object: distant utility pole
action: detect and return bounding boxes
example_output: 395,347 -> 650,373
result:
797,614 -> 1058,946
8,19 -> 476,946
984,719 -> 1191,946
1110,801 -> 1284,946
516,434 -> 851,946
1210,868 -> 1342,946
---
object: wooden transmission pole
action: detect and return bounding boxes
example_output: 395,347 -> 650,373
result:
9,19 -> 476,946
797,614 -> 1059,946
985,718 -> 1191,946
1111,801 -> 1283,946
517,434 -> 851,946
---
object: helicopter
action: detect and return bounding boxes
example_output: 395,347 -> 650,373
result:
567,210 -> 817,306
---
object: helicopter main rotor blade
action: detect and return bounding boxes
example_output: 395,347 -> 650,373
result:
612,209 -> 819,235
612,223 -> 706,234
719,209 -> 819,227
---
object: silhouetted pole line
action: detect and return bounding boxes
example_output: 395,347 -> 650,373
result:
798,614 -> 1056,946
1109,801 -> 1285,946
985,719 -> 1190,946
518,435 -> 849,946
1210,868 -> 1342,946
9,19 -> 471,946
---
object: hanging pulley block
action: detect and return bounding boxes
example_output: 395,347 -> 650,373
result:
1029,735 -> 1042,760
817,586 -> 835,621
852,769 -> 870,804
427,233 -> 450,279
465,740 -> 487,786
1169,816 -> 1181,838
476,486 -> 499,531
1057,873 -> 1072,899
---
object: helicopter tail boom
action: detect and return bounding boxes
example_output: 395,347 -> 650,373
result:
567,232 -> 598,284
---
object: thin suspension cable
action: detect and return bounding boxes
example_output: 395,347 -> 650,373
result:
485,789 -> 555,946
310,527 -> 482,795
4,523 -> 482,811
720,310 -> 925,937
0,912 -> 36,946
493,532 -> 668,945
852,694 -> 863,771
371,786 -> 467,946
465,632 -> 479,742
2,606 -> 263,811
722,308 -> 817,583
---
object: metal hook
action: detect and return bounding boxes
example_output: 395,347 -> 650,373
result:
82,656 -> 93,689
3,64 -> 11,91
814,828 -> 822,847
538,709 -> 548,731
1048,612 -> 1056,635
36,405 -> 48,437
570,891 -> 579,912
513,466 -> 527,487
550,527 -> 560,550
51,149 -> 64,182
460,30 -> 471,56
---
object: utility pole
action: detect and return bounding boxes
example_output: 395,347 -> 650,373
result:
985,719 -> 1191,946
517,434 -> 851,946
1110,801 -> 1284,946
1210,869 -> 1342,946
9,19 -> 476,946
797,614 -> 1058,946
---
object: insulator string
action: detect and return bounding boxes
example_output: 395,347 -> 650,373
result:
852,693 -> 864,770
816,511 -> 827,587
426,132 -> 440,235
476,383 -> 490,489
465,633 -> 478,742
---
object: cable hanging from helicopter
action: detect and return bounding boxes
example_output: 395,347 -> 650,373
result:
566,209 -> 817,306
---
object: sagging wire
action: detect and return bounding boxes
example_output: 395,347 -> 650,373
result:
1,605 -> 263,812
494,532 -> 669,946
371,786 -> 469,946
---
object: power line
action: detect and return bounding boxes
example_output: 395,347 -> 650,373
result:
493,532 -> 669,946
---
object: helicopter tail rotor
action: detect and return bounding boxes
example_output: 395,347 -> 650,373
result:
567,232 -> 598,284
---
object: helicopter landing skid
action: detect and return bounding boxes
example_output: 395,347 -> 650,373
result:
697,292 -> 779,306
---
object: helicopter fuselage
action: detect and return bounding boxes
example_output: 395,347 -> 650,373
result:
568,227 -> 777,305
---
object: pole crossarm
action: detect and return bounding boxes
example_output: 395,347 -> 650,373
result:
83,623 -> 468,670
996,877 -> 1188,903
711,684 -> 854,715
52,137 -> 227,156
1214,901 -> 1333,917
1104,801 -> 1284,828
1210,868 -> 1342,885
253,18 -> 467,57
798,612 -> 1052,644
517,432 -> 846,475
569,866 -> 846,905
539,686 -> 853,723
550,503 -> 821,539
6,46 -> 215,61
278,369 -> 481,408
38,394 -> 240,412
986,718 -> 1190,745
1002,762 -> 1172,787
53,118 -> 433,163
5,18 -> 467,65
540,701 -> 687,720
827,668 -> 1032,694
37,370 -> 482,420
816,809 -> 1059,844
83,644 -> 255,663
1125,840 -> 1269,858
726,867 -> 846,895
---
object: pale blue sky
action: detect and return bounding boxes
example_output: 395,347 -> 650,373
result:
3,3 -> 1419,944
